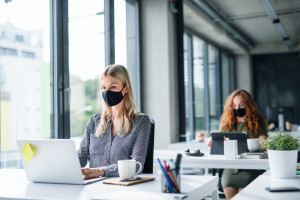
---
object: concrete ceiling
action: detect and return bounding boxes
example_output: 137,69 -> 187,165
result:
184,0 -> 300,55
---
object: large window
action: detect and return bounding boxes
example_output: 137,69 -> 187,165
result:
193,37 -> 205,136
0,0 -> 141,168
0,0 -> 51,168
68,0 -> 105,141
116,0 -> 141,109
69,0 -> 141,145
182,31 -> 228,140
208,45 -> 220,131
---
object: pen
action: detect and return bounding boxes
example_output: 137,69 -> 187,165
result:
175,154 -> 182,167
120,177 -> 141,182
175,153 -> 182,176
157,158 -> 174,193
169,159 -> 175,170
163,160 -> 169,170
163,160 -> 180,193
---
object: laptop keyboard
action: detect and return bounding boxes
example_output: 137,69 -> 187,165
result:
84,177 -> 107,184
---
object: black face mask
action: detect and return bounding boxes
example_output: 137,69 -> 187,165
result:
102,85 -> 126,107
234,108 -> 246,117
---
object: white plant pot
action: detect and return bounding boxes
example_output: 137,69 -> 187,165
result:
268,150 -> 298,179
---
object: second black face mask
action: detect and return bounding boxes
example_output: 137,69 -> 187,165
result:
234,108 -> 246,117
102,85 -> 125,107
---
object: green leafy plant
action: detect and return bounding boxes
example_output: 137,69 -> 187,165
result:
262,133 -> 300,150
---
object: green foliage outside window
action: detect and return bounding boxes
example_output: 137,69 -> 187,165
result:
70,75 -> 102,137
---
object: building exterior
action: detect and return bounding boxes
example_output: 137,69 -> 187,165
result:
0,22 -> 50,168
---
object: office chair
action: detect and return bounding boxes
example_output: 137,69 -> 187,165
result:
142,119 -> 155,174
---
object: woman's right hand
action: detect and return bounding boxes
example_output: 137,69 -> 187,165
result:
206,137 -> 212,147
81,168 -> 105,179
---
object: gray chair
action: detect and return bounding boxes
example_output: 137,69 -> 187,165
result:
142,119 -> 155,174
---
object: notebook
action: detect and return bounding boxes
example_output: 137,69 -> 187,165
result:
210,132 -> 249,155
239,152 -> 268,159
17,139 -> 106,185
103,177 -> 155,186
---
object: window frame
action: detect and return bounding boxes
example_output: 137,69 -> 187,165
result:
51,0 -> 141,139
50,0 -> 70,139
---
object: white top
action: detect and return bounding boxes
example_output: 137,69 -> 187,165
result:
0,169 -> 218,200
232,172 -> 300,200
155,150 -> 270,169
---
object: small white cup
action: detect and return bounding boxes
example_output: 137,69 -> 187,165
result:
247,138 -> 259,152
118,159 -> 143,180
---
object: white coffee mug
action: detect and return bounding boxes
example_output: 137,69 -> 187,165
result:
118,159 -> 143,179
247,138 -> 259,152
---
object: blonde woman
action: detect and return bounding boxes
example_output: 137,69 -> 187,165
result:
78,64 -> 151,178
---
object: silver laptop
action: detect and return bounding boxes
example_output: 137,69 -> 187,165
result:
17,139 -> 106,184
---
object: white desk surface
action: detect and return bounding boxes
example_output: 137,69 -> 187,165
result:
155,149 -> 270,169
232,172 -> 300,200
0,169 -> 218,200
169,140 -> 210,152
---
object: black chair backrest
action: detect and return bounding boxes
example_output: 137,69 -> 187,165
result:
142,119 -> 155,174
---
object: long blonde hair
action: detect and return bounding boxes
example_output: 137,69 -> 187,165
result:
96,64 -> 138,136
219,89 -> 268,138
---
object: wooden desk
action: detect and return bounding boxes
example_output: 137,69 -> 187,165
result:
155,150 -> 269,169
232,172 -> 300,200
0,169 -> 218,200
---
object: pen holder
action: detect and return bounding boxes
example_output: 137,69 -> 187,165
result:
161,168 -> 180,193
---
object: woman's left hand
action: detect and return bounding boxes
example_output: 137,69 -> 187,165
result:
258,135 -> 267,151
81,168 -> 105,179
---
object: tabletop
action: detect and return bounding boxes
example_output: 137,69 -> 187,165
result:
0,169 -> 218,200
232,172 -> 300,200
155,149 -> 270,169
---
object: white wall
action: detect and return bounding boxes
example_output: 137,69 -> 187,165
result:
140,0 -> 179,149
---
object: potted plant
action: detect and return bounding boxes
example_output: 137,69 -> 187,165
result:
263,133 -> 300,178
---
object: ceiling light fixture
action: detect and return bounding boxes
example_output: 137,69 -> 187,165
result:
259,0 -> 294,49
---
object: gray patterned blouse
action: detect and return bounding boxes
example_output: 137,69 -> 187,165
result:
78,113 -> 151,177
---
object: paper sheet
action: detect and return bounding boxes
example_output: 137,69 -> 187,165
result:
21,142 -> 36,163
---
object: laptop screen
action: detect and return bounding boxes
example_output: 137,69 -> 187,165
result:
210,132 -> 249,155
17,139 -> 88,184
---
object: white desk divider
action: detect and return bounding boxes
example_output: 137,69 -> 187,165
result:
224,140 -> 238,159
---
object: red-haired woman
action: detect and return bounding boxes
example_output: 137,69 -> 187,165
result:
207,89 -> 268,200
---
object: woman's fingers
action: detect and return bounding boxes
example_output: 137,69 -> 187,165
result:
81,168 -> 99,179
206,137 -> 212,147
82,168 -> 104,179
